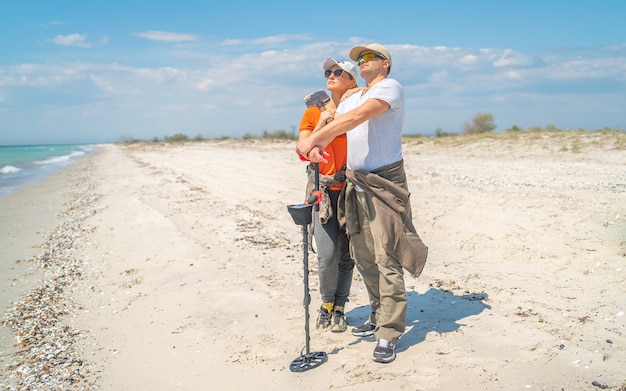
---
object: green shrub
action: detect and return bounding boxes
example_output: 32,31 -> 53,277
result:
462,112 -> 496,135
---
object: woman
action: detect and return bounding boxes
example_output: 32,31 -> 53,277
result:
297,58 -> 359,332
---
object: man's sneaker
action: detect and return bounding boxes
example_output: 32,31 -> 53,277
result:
351,322 -> 375,337
330,310 -> 347,333
372,339 -> 396,363
316,307 -> 332,329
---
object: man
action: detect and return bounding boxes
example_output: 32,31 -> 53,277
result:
297,43 -> 425,363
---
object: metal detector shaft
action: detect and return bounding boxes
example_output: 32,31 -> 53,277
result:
301,163 -> 319,356
300,221 -> 312,355
286,162 -> 327,372
313,163 -> 319,211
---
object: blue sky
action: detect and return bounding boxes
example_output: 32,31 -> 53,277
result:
1,0 -> 625,145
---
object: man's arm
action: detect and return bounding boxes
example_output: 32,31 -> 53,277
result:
296,97 -> 391,162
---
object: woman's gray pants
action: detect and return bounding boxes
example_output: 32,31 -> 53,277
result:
314,189 -> 355,307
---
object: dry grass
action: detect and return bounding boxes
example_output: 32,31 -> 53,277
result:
402,129 -> 626,154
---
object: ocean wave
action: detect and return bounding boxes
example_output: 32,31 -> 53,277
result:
34,150 -> 86,166
1,165 -> 21,175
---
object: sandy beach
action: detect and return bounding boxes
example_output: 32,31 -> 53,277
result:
1,131 -> 625,390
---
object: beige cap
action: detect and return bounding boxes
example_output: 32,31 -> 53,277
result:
349,43 -> 392,66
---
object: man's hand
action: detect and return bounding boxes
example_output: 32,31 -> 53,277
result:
296,137 -> 328,163
306,146 -> 328,163
341,87 -> 363,102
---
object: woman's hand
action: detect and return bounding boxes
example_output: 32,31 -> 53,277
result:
318,110 -> 334,125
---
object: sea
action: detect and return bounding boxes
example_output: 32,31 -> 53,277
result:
0,144 -> 95,196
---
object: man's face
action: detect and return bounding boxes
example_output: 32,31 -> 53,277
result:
357,52 -> 387,77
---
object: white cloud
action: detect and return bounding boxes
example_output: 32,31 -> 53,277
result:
251,34 -> 310,45
196,78 -> 215,91
220,34 -> 311,47
89,75 -> 119,94
134,67 -> 186,82
221,39 -> 243,46
459,54 -> 478,64
39,20 -> 67,28
429,70 -> 449,82
0,64 -> 83,87
1,39 -> 624,143
88,75 -> 142,96
52,34 -> 91,48
542,57 -> 626,80
132,31 -> 200,42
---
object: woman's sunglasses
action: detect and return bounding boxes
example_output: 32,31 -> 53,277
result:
324,69 -> 345,78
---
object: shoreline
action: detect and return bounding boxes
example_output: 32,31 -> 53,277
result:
1,134 -> 625,390
0,149 -> 101,389
0,161 -> 76,358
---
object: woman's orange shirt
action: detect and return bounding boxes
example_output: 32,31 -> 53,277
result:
299,106 -> 347,191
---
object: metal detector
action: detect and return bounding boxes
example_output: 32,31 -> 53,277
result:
286,163 -> 327,372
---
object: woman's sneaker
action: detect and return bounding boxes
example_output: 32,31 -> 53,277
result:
316,307 -> 332,329
372,339 -> 396,363
351,321 -> 376,337
330,310 -> 347,332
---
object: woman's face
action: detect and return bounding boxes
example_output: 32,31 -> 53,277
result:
326,66 -> 356,92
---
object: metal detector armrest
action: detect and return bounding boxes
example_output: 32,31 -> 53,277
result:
287,203 -> 313,226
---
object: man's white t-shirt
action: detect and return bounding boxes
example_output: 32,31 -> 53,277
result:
337,78 -> 405,172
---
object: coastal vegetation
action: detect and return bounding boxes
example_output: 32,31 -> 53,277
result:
119,112 -> 624,146
121,125 -> 625,146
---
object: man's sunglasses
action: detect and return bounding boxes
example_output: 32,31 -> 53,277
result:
324,69 -> 345,78
357,53 -> 386,65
